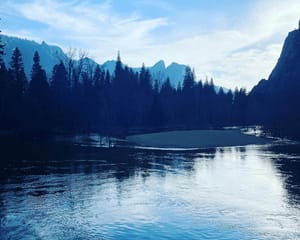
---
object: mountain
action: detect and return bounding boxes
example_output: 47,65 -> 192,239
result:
1,35 -> 66,78
248,23 -> 300,137
251,27 -> 300,95
103,59 -> 186,87
149,60 -> 186,87
1,35 -> 186,86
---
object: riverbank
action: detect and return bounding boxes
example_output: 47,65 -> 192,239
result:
126,129 -> 272,149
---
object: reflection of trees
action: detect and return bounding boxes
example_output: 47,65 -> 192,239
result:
0,139 -> 218,185
268,144 -> 300,204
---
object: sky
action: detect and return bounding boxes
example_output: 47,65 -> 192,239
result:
0,0 -> 300,90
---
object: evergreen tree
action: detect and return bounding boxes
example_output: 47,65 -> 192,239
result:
50,60 -> 72,130
181,66 -> 197,127
148,79 -> 164,127
93,65 -> 105,90
80,69 -> 95,131
194,80 -> 205,127
0,18 -> 4,65
0,62 -> 8,128
51,60 -> 69,95
93,65 -> 105,129
29,51 -> 49,99
4,48 -> 27,128
111,53 -> 126,127
27,51 -> 51,131
160,78 -> 176,125
9,47 -> 27,98
138,64 -> 153,126
114,51 -> 123,81
0,27 -> 8,127
102,70 -> 112,134
139,64 -> 152,93
232,88 -> 247,125
182,66 -> 195,90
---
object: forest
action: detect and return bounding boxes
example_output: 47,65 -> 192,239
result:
0,44 -> 249,136
1,28 -> 299,140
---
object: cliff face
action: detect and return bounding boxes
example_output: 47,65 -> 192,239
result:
251,28 -> 300,97
248,28 -> 300,137
267,29 -> 300,91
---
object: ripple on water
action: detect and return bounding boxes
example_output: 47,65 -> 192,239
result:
1,144 -> 300,239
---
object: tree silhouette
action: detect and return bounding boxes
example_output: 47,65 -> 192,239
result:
29,51 -> 49,99
51,60 -> 69,96
0,42 -> 276,136
0,21 -> 8,128
182,66 -> 195,90
27,51 -> 51,131
0,18 -> 4,65
4,48 -> 27,128
50,60 -> 72,130
181,66 -> 196,127
138,64 -> 153,125
9,47 -> 27,98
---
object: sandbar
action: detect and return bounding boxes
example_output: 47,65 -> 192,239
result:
126,130 -> 271,149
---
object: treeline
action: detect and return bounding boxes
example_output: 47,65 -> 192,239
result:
0,45 -> 249,135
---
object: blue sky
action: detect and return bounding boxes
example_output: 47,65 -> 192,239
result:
1,0 -> 300,90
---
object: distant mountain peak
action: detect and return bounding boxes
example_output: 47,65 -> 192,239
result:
153,60 -> 165,68
1,35 -> 188,87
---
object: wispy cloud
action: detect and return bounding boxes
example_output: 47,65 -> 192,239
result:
1,0 -> 300,90
3,0 -> 169,60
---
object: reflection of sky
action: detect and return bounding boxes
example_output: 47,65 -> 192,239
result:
1,145 -> 300,239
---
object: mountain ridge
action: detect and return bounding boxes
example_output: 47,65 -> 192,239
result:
1,34 -> 186,87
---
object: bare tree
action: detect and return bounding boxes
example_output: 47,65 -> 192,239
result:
65,47 -> 77,86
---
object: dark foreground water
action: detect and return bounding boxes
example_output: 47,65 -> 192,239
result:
0,139 -> 300,239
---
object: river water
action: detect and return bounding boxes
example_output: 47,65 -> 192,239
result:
0,139 -> 300,239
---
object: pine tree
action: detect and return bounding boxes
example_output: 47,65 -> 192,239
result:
0,17 -> 7,87
3,48 -> 27,128
114,51 -> 123,80
0,18 -> 5,65
50,61 -> 71,128
181,66 -> 197,127
93,64 -> 104,90
182,66 -> 195,91
148,79 -> 164,127
92,65 -> 105,129
139,64 -> 152,93
0,21 -> 8,127
29,51 -> 49,99
26,51 -> 51,130
138,64 -> 153,126
51,60 -> 69,96
9,47 -> 27,98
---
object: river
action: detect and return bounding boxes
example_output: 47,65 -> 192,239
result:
0,138 -> 299,239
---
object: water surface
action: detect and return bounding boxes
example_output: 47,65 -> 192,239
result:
0,140 -> 300,239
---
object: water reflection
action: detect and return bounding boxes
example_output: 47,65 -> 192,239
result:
0,140 -> 300,239
267,144 -> 300,205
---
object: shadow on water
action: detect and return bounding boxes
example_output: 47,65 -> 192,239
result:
0,137 -> 300,239
0,137 -> 299,203
0,137 -> 217,183
267,144 -> 300,204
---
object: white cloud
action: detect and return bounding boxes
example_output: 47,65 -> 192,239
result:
4,0 -> 169,60
1,0 -> 300,90
139,0 -> 300,90
212,44 -> 282,90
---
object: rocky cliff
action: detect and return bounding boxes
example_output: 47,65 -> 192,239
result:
248,26 -> 300,137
